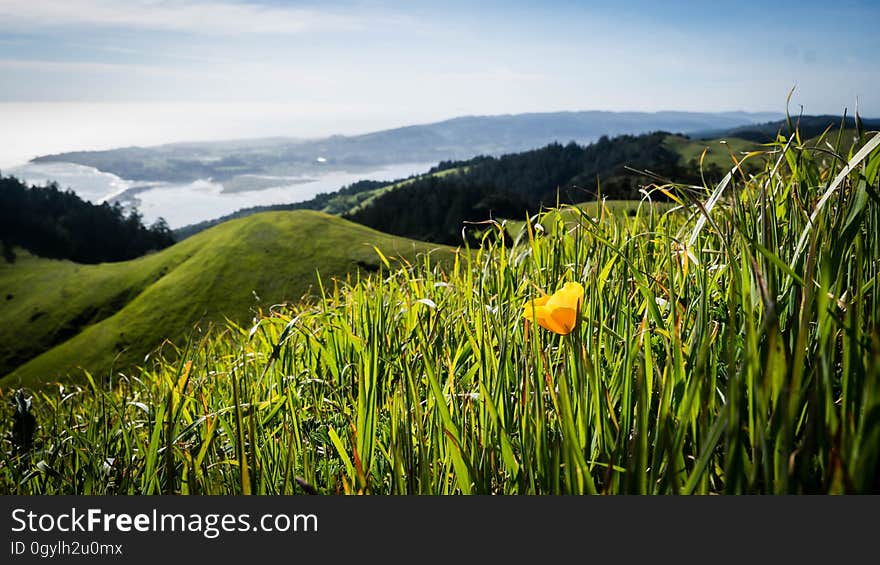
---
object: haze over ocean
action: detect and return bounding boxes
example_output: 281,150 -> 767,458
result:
0,102 -> 451,169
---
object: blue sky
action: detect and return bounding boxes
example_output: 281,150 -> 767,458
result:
0,0 -> 877,145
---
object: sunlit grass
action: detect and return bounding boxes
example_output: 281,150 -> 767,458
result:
1,211 -> 449,385
2,123 -> 879,494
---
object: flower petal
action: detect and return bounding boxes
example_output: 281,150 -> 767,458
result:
522,283 -> 584,335
523,304 -> 550,326
522,295 -> 550,320
548,307 -> 577,335
547,282 -> 584,311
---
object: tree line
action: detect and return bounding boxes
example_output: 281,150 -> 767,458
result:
0,175 -> 175,264
345,132 -> 713,245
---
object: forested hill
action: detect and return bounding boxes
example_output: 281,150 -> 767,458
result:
695,114 -> 880,141
345,132 -> 706,244
0,176 -> 175,264
177,131 -> 718,242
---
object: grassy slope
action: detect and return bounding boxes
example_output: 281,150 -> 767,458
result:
0,133 -> 818,383
665,129 -> 870,171
663,134 -> 758,170
1,211 -> 449,386
501,200 -> 678,239
4,131 -> 877,494
803,127 -> 866,155
0,243 -> 201,376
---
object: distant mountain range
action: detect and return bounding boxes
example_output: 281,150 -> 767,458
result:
31,110 -> 783,183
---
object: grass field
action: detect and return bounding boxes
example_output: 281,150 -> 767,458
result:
666,127 -> 866,171
502,200 -> 679,240
663,134 -> 758,169
1,211 -> 450,386
1,126 -> 879,494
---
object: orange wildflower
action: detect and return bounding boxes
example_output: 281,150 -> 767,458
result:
522,282 -> 584,335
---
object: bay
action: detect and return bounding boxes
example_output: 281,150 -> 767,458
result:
8,160 -> 434,229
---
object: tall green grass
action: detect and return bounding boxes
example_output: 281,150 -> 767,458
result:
2,123 -> 879,494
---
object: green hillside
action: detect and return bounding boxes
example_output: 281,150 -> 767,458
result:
343,132 -> 765,244
1,211 -> 450,386
694,114 -> 880,143
4,130 -> 878,494
663,135 -> 758,170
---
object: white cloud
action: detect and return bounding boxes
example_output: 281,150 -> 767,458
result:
0,0 -> 379,35
0,57 -> 200,77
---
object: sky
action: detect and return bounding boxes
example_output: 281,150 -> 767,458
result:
0,0 -> 878,164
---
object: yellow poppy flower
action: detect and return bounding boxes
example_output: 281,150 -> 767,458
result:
522,282 -> 584,335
